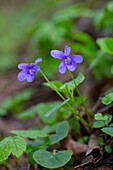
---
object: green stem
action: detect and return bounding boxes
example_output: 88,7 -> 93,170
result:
40,69 -> 91,127
68,70 -> 92,126
40,69 -> 65,101
15,157 -> 19,170
106,105 -> 109,127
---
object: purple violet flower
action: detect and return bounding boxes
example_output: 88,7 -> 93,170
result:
17,58 -> 42,82
50,46 -> 83,74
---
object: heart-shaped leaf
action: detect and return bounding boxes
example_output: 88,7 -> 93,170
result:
33,149 -> 73,169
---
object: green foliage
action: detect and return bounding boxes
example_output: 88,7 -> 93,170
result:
97,37 -> 113,55
105,145 -> 112,153
35,102 -> 64,124
18,101 -> 62,123
77,136 -> 88,144
44,73 -> 85,95
101,93 -> 113,105
43,80 -> 63,92
11,121 -> 69,146
33,149 -> 73,169
11,130 -> 48,139
111,65 -> 113,74
18,100 -> 72,122
44,98 -> 70,117
98,137 -> 105,145
101,127 -> 113,137
95,2 -> 113,31
43,121 -> 69,145
93,114 -> 112,128
104,88 -> 113,95
94,113 -> 108,121
0,136 -> 26,161
71,32 -> 97,60
74,96 -> 87,104
60,73 -> 85,92
0,88 -> 34,115
69,117 -> 80,134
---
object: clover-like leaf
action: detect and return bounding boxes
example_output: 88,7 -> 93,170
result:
101,93 -> 113,105
94,113 -> 108,121
33,149 -> 73,169
93,114 -> 112,128
94,113 -> 103,120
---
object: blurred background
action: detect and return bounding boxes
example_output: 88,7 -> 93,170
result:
0,0 -> 113,133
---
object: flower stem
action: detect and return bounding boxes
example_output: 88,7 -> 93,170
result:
68,70 -> 92,126
40,69 -> 91,127
40,69 -> 66,101
15,157 -> 19,170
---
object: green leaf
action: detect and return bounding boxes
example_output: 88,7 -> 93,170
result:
77,136 -> 88,144
105,145 -> 112,153
0,108 -> 7,116
0,88 -> 34,114
101,127 -> 113,137
43,121 -> 69,145
74,96 -> 87,104
33,150 -> 73,169
101,93 -> 113,105
94,113 -> 108,121
60,73 -> 85,91
93,114 -> 112,128
104,88 -> 113,95
109,123 -> 113,127
0,136 -> 26,161
93,120 -> 105,128
43,81 -> 63,92
111,65 -> 113,74
18,106 -> 36,118
75,73 -> 85,85
44,98 -> 70,117
98,137 -> 105,145
94,113 -> 103,120
69,117 -> 80,134
36,102 -> 62,124
18,101 -> 62,124
11,130 -> 48,139
97,37 -> 113,54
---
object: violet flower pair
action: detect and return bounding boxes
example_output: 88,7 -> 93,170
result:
18,46 -> 83,82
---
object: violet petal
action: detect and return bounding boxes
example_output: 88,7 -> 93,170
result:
17,71 -> 27,81
64,46 -> 71,56
66,62 -> 77,72
59,60 -> 67,74
71,55 -> 83,63
26,74 -> 34,82
33,66 -> 40,75
18,63 -> 30,70
50,50 -> 65,60
35,58 -> 42,65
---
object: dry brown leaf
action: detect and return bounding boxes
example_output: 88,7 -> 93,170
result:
86,134 -> 103,163
62,134 -> 87,155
